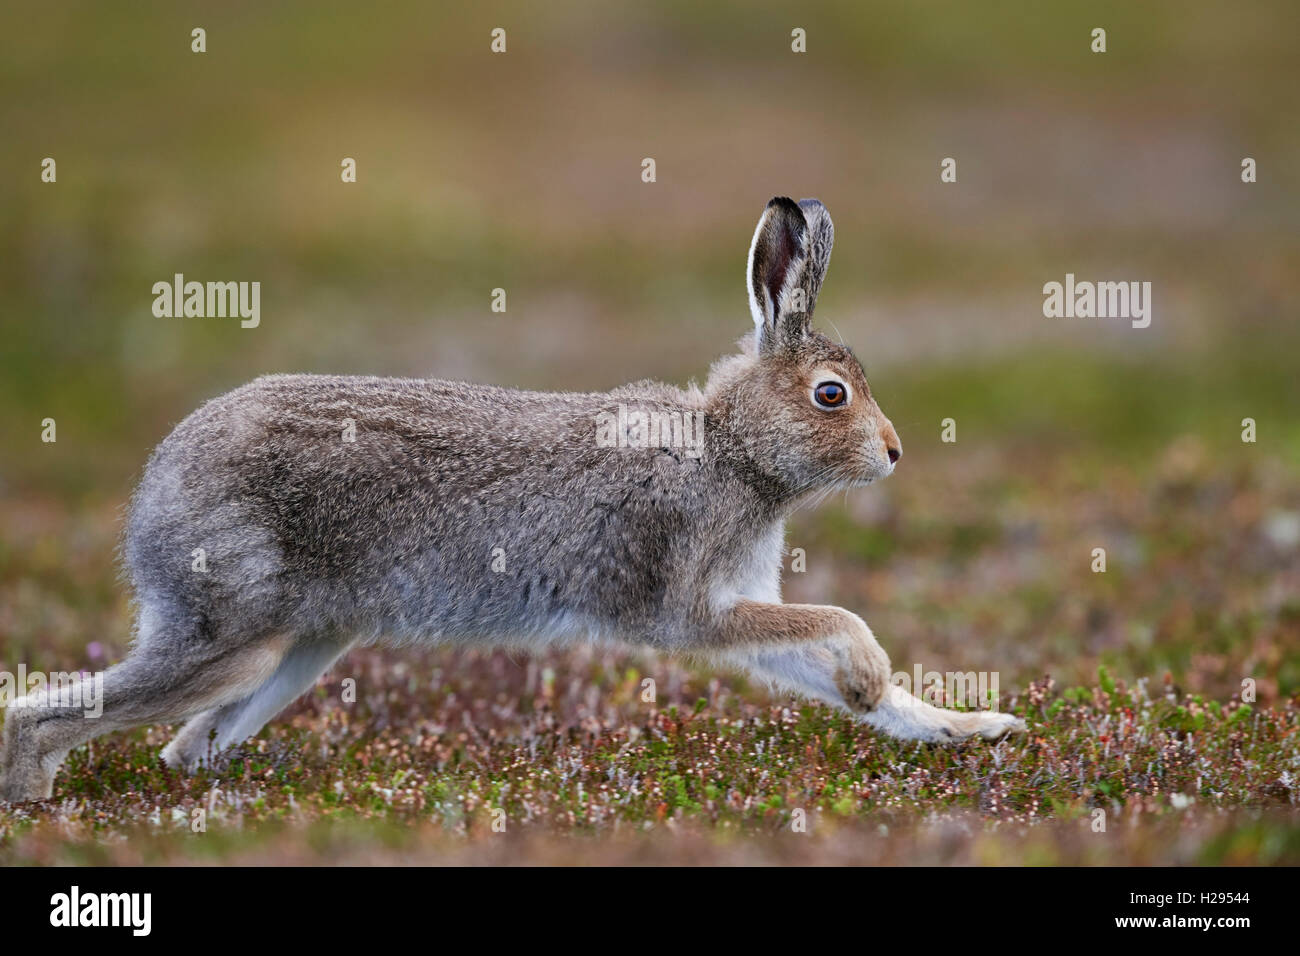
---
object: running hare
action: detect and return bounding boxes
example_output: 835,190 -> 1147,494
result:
0,197 -> 1023,802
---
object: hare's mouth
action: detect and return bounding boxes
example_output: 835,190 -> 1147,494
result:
832,473 -> 878,490
791,466 -> 884,505
789,472 -> 881,511
846,464 -> 888,486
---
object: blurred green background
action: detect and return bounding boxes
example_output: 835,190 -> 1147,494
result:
1,1 -> 1298,697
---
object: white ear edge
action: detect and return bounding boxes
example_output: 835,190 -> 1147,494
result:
745,209 -> 773,335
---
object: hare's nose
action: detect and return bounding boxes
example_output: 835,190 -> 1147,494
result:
880,420 -> 902,465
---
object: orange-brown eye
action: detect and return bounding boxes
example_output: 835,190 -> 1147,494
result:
814,381 -> 847,408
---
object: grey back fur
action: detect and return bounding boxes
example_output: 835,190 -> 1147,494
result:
127,373 -> 767,653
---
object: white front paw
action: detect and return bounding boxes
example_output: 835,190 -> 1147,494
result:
944,710 -> 1026,741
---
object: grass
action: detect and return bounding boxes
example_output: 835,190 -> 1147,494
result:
0,652 -> 1295,865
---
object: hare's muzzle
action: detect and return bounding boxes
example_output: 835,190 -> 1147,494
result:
879,418 -> 902,468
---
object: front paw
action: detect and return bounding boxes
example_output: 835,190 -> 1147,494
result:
941,709 -> 1027,742
832,642 -> 891,714
979,712 -> 1028,739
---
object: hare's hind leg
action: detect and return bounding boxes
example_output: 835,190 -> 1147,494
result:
162,637 -> 354,773
0,634 -> 293,803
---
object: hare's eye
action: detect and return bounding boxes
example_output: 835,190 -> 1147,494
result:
813,381 -> 848,409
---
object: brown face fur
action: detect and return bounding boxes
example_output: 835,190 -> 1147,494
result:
718,331 -> 901,500
773,332 -> 899,484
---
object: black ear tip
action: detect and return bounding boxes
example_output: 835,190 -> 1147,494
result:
766,196 -> 800,213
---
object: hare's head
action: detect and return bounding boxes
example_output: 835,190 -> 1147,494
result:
709,197 -> 901,500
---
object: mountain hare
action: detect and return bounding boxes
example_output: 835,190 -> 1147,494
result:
1,197 -> 1023,802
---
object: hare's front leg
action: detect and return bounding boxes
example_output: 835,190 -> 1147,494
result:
861,684 -> 1025,742
702,600 -> 892,713
704,600 -> 1025,742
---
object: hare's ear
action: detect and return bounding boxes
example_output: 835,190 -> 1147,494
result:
797,198 -> 834,308
746,197 -> 816,350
